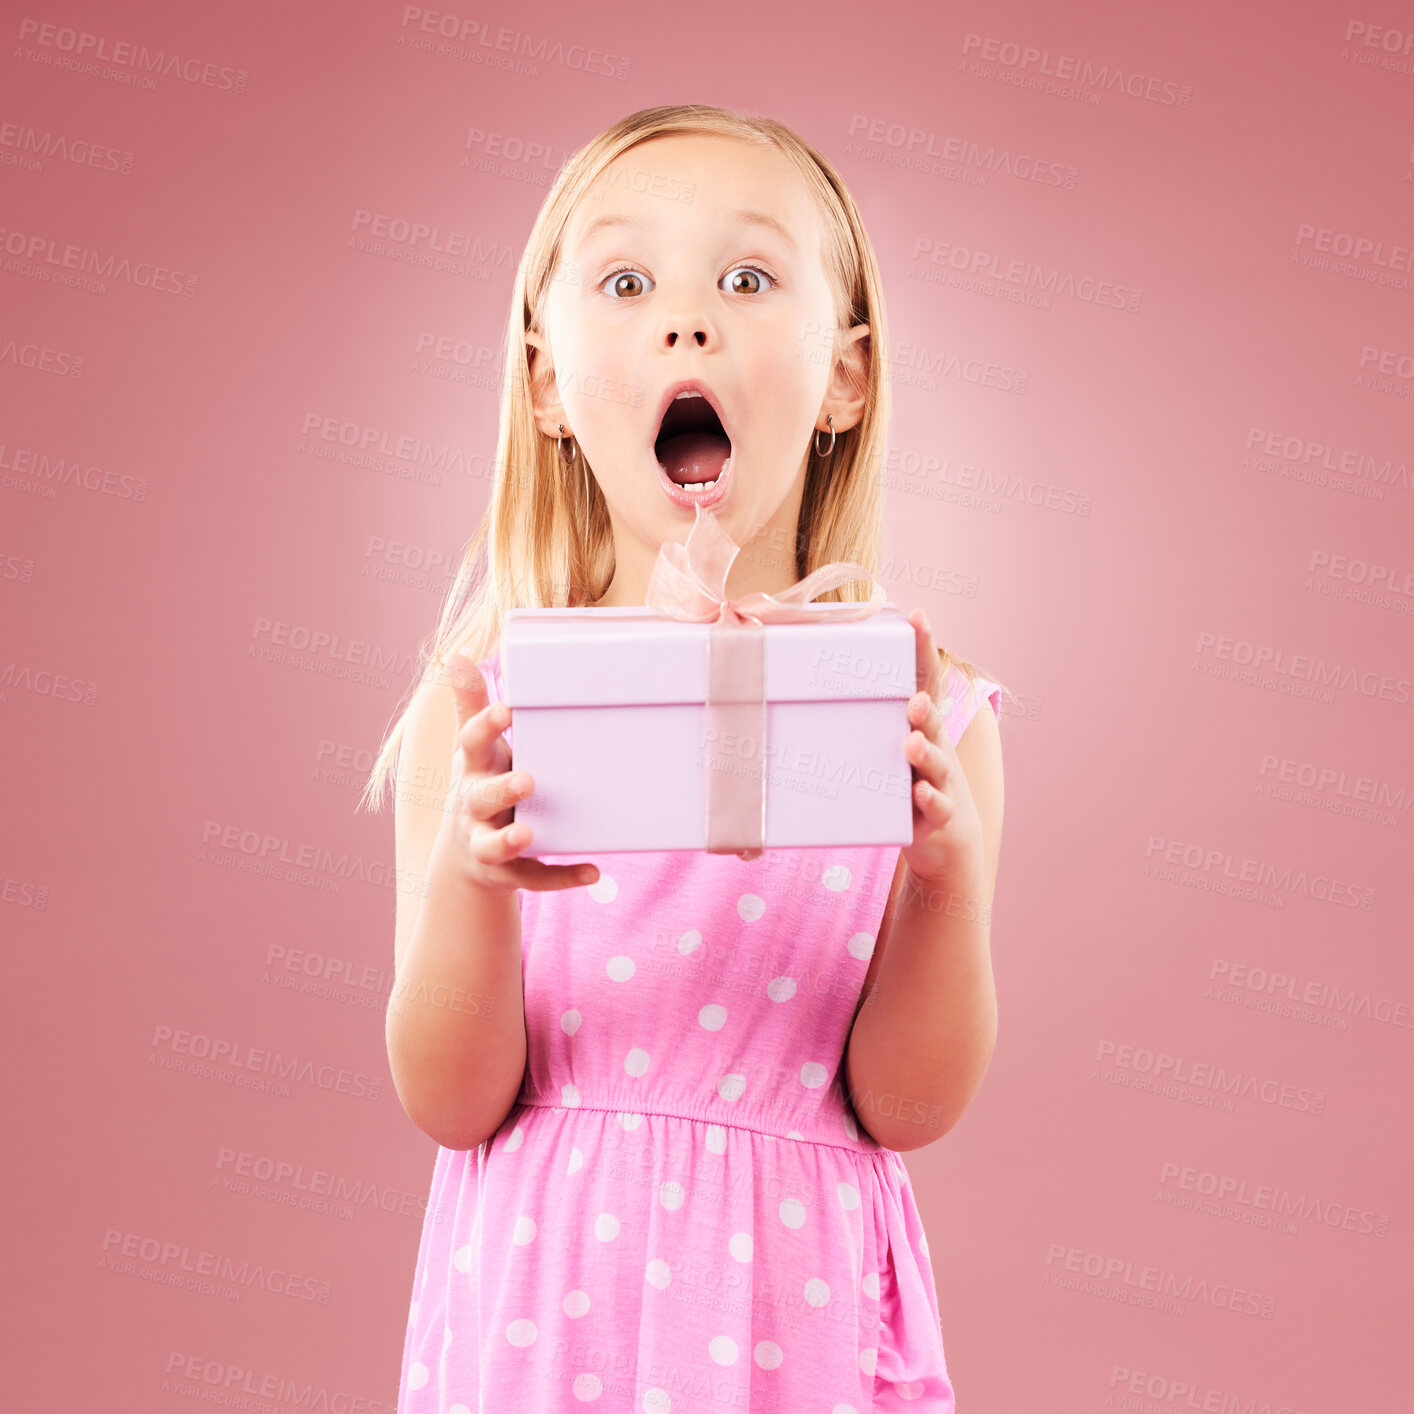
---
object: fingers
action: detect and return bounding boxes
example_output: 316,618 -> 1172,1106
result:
910,767 -> 957,825
904,712 -> 952,783
440,651 -> 594,894
446,652 -> 489,734
907,608 -> 944,699
472,815 -> 600,891
462,768 -> 533,824
472,814 -> 537,864
904,683 -> 957,804
457,696 -> 513,774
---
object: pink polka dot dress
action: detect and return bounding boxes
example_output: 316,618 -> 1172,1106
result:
395,649 -> 1002,1413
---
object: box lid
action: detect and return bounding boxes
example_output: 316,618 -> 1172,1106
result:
502,605 -> 916,708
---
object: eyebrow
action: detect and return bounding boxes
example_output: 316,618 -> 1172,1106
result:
576,207 -> 799,254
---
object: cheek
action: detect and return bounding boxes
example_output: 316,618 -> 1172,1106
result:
551,317 -> 641,441
741,348 -> 824,448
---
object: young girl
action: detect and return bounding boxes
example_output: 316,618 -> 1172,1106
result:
364,104 -> 1008,1414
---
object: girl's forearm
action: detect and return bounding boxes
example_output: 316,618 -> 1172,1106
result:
844,864 -> 997,1152
385,841 -> 528,1151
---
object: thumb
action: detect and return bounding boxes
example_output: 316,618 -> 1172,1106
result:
445,652 -> 488,733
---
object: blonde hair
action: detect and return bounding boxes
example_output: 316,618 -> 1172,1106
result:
359,103 -> 1009,815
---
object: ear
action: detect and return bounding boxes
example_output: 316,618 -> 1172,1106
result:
819,322 -> 870,435
524,328 -> 567,437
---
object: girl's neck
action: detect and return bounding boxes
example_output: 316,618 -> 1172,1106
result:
591,489 -> 812,609
589,546 -> 805,609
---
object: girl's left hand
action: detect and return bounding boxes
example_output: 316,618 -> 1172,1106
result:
900,608 -> 985,887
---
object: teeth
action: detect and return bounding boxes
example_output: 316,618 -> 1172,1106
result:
660,453 -> 730,496
674,390 -> 702,399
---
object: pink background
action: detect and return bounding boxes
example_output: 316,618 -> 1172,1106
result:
5,2 -> 1411,1409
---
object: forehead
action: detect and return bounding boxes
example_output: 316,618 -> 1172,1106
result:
566,132 -> 820,252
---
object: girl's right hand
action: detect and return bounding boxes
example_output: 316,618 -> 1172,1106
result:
434,652 -> 600,894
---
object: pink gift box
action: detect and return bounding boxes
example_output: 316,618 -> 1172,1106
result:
501,605 -> 917,854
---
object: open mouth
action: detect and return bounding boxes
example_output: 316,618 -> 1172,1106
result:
654,391 -> 733,492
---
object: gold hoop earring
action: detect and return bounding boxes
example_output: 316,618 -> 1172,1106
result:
813,413 -> 836,458
557,421 -> 578,465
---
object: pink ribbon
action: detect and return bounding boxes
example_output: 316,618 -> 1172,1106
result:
645,504 -> 892,859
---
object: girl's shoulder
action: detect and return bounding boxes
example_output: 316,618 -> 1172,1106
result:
938,661 -> 1003,748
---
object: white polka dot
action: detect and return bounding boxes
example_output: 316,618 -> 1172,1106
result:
451,1404 -> 470,1414
754,1340 -> 783,1370
571,1372 -> 603,1400
658,1179 -> 685,1211
894,1381 -> 925,1399
847,931 -> 875,960
698,1003 -> 727,1030
452,1242 -> 473,1273
862,1271 -> 881,1300
800,1061 -> 829,1089
842,1111 -> 859,1140
832,1404 -> 860,1414
737,893 -> 765,922
561,1082 -> 582,1107
625,1047 -> 650,1077
836,1182 -> 861,1211
859,1347 -> 878,1375
678,929 -> 702,955
643,1388 -> 671,1412
804,1277 -> 830,1306
504,1125 -> 525,1151
822,863 -> 852,892
766,976 -> 796,1002
705,1125 -> 727,1154
728,1231 -> 753,1262
513,1214 -> 536,1245
568,1146 -> 584,1176
564,1289 -> 591,1318
920,1230 -> 929,1257
606,955 -> 636,982
645,1258 -> 672,1290
561,1010 -> 582,1036
594,1212 -> 620,1241
717,1073 -> 746,1102
587,872 -> 618,903
786,1129 -> 804,1140
618,1112 -> 645,1129
708,1334 -> 738,1365
505,1318 -> 537,1346
407,1361 -> 429,1391
779,1197 -> 806,1229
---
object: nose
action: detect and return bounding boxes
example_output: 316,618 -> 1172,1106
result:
658,299 -> 716,348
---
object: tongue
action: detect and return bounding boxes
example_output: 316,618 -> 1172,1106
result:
658,431 -> 731,485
